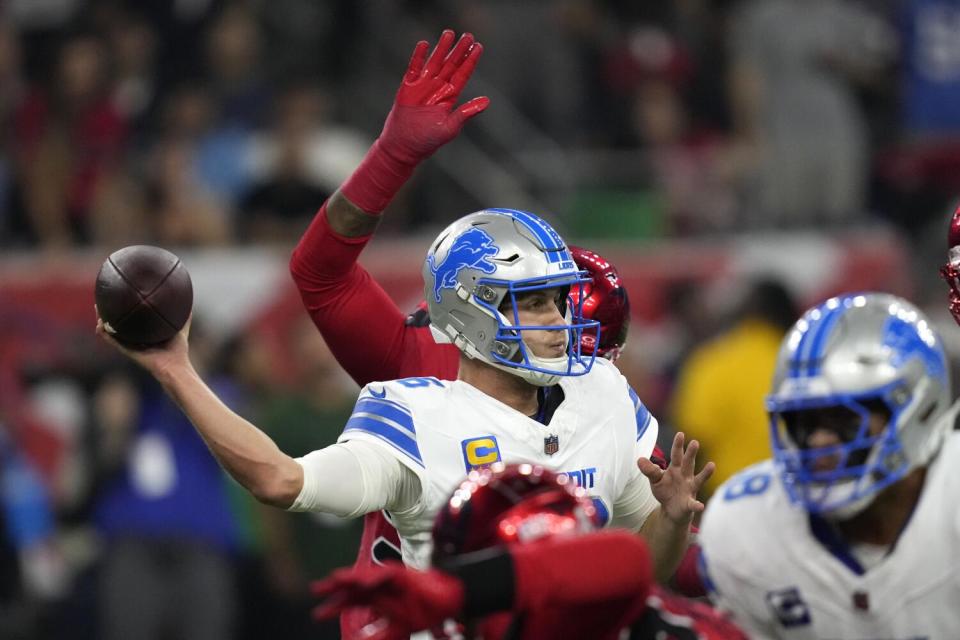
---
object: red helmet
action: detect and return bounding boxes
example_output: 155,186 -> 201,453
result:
568,246 -> 630,362
432,463 -> 598,563
940,205 -> 960,326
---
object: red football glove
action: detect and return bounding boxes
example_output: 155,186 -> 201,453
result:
341,30 -> 489,214
380,29 -> 490,163
311,562 -> 465,640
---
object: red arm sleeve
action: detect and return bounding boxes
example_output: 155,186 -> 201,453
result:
512,531 -> 653,611
289,203 -> 459,387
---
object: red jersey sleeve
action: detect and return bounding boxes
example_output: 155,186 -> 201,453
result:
289,203 -> 459,386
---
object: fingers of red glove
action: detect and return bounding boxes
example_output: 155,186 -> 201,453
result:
424,83 -> 458,107
451,96 -> 491,126
448,43 -> 484,93
404,41 -> 430,83
437,32 -> 474,82
310,574 -> 342,599
422,29 -> 456,79
311,566 -> 393,599
311,594 -> 347,621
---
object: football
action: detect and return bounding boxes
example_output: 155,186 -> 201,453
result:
95,245 -> 193,347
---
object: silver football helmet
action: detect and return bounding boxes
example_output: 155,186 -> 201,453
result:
424,208 -> 600,386
767,292 -> 952,518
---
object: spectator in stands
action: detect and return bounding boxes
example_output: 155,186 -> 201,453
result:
0,419 -> 64,639
13,32 -> 128,247
146,85 -> 232,246
728,0 -> 894,229
89,328 -> 240,640
239,85 -> 329,244
670,277 -> 798,496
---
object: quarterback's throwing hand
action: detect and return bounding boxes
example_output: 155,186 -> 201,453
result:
94,306 -> 193,378
379,29 -> 490,165
638,432 -> 715,525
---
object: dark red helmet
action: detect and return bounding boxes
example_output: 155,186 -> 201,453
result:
569,246 -> 630,362
940,205 -> 960,326
431,463 -> 598,564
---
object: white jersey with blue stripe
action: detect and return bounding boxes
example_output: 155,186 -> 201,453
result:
337,357 -> 659,569
699,432 -> 960,639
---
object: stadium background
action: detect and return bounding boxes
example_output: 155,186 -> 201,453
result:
1,1 -> 958,638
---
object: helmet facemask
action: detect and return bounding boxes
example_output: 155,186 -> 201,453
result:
769,388 -> 908,518
475,274 -> 601,386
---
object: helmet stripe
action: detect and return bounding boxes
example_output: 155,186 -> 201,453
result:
789,298 -> 846,378
789,315 -> 817,378
805,301 -> 848,376
487,208 -> 570,264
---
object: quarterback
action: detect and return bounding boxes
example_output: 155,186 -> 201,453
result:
286,27 -> 655,625
95,205 -> 712,583
699,292 -> 960,638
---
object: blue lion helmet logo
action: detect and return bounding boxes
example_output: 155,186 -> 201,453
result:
428,227 -> 499,302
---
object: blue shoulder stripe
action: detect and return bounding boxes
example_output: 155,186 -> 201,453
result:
629,387 -> 653,441
343,398 -> 423,466
354,398 -> 412,425
343,417 -> 424,466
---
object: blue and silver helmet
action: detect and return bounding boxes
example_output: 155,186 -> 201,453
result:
424,208 -> 600,386
767,293 -> 952,517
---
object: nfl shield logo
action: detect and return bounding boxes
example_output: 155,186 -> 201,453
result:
544,434 -> 559,456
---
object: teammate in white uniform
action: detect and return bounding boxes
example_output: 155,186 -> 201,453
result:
699,292 -> 960,639
96,207 -> 713,582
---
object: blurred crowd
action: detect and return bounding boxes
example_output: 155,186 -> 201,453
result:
1,0 -> 959,249
3,0 -> 960,638
3,306 -> 365,638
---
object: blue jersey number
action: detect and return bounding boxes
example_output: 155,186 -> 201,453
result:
396,377 -> 444,389
723,471 -> 771,501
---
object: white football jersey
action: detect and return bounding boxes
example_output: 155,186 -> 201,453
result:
699,432 -> 960,640
337,358 -> 659,568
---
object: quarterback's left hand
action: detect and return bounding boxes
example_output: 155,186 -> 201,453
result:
638,432 -> 715,526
